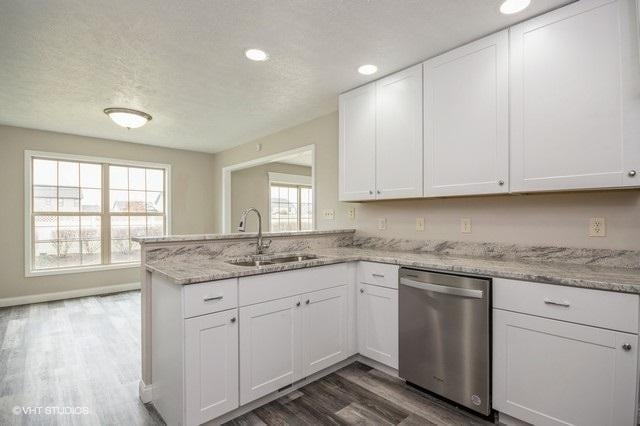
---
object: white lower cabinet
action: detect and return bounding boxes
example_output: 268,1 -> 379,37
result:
239,285 -> 349,405
184,309 -> 239,426
239,296 -> 299,405
301,286 -> 348,376
357,283 -> 398,368
493,308 -> 638,426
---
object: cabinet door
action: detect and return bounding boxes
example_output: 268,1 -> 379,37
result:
184,309 -> 239,426
339,83 -> 377,201
510,0 -> 640,192
357,283 -> 398,368
493,309 -> 638,426
375,64 -> 423,199
424,30 -> 509,196
239,297 -> 301,405
301,286 -> 348,376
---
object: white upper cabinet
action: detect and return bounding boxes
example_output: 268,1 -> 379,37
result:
339,64 -> 423,201
339,84 -> 377,201
423,31 -> 509,196
510,0 -> 640,192
375,64 -> 424,199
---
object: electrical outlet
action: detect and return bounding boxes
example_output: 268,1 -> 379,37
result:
461,218 -> 472,234
589,217 -> 606,237
323,209 -> 335,220
416,217 -> 425,231
378,218 -> 387,230
346,207 -> 355,220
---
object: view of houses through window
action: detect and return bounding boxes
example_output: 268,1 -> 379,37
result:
270,184 -> 313,232
29,155 -> 168,272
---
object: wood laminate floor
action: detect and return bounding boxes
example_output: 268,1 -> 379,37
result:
0,291 -> 491,426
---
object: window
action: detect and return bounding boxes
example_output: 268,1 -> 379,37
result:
268,173 -> 313,232
26,151 -> 170,276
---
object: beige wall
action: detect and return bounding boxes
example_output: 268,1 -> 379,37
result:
0,125 -> 216,300
230,162 -> 311,232
212,111 -> 640,250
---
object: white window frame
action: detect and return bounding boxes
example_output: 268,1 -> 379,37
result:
24,150 -> 171,277
268,173 -> 313,232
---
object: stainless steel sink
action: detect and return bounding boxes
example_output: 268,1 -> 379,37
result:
227,259 -> 275,267
226,254 -> 317,267
269,255 -> 317,263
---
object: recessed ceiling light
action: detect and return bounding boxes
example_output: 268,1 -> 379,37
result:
500,0 -> 531,14
104,108 -> 152,129
245,49 -> 269,61
358,64 -> 378,75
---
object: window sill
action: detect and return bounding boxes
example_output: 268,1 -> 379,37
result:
26,262 -> 140,278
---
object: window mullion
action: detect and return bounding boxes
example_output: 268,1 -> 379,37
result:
102,163 -> 110,265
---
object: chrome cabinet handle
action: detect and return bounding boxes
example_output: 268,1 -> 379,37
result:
544,298 -> 570,308
498,179 -> 505,186
305,299 -> 310,305
203,296 -> 223,302
296,301 -> 301,307
360,288 -> 365,294
623,343 -> 632,351
372,273 -> 385,278
629,170 -> 637,177
369,190 -> 373,195
230,317 -> 236,323
376,190 -> 381,194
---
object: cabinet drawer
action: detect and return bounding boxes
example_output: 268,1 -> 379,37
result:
358,262 -> 399,289
493,278 -> 639,333
183,278 -> 238,318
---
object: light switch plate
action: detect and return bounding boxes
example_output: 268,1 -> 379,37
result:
323,209 -> 335,220
589,217 -> 606,237
416,217 -> 425,231
378,218 -> 387,230
460,218 -> 472,234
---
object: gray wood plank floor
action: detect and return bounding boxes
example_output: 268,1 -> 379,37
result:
0,290 -> 491,426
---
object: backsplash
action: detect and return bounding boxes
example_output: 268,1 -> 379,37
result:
351,234 -> 640,269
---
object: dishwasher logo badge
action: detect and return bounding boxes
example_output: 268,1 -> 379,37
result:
471,395 -> 482,406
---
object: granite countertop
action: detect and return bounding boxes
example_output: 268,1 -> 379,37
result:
133,229 -> 355,244
145,246 -> 640,294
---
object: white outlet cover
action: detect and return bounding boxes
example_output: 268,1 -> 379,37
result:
461,218 -> 472,234
378,218 -> 387,230
589,217 -> 606,237
323,209 -> 335,220
416,217 -> 425,231
347,207 -> 355,219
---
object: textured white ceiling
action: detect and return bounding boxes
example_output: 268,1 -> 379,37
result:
0,0 -> 571,153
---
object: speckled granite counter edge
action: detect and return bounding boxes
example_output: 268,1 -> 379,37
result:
133,229 -> 355,244
146,251 -> 640,294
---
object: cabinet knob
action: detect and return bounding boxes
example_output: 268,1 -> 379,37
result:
296,301 -> 301,307
305,299 -> 310,305
376,190 -> 381,194
360,288 -> 365,294
629,170 -> 637,177
622,343 -> 632,351
498,180 -> 505,186
369,190 -> 373,195
230,317 -> 236,323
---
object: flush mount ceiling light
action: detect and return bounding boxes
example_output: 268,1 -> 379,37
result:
245,48 -> 269,61
103,108 -> 152,129
500,0 -> 531,14
358,64 -> 378,75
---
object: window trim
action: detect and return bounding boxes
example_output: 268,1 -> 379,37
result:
24,150 -> 171,277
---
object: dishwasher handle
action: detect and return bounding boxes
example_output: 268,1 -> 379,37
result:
400,277 -> 484,299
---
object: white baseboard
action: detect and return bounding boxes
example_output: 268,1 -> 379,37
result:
0,282 -> 141,307
139,379 -> 153,404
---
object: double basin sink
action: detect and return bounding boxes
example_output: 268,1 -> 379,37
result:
226,254 -> 318,267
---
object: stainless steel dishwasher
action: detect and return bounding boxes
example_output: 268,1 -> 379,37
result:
399,268 -> 491,416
